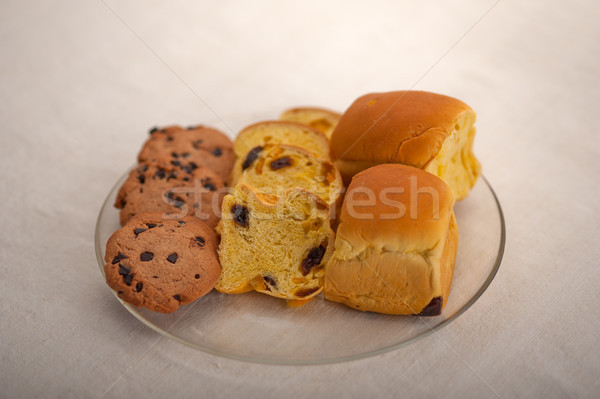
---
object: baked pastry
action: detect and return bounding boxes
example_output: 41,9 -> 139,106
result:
138,125 -> 234,181
330,91 -> 480,200
324,164 -> 457,316
236,144 -> 343,216
280,107 -> 341,139
216,184 -> 334,301
104,213 -> 221,313
230,121 -> 330,184
115,163 -> 225,227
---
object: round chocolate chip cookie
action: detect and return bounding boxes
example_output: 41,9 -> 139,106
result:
104,213 -> 221,313
115,163 -> 225,227
138,125 -> 234,182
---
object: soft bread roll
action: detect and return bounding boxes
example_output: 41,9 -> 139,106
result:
236,144 -> 344,217
216,184 -> 334,301
280,107 -> 341,139
330,91 -> 480,200
230,121 -> 330,184
324,164 -> 458,316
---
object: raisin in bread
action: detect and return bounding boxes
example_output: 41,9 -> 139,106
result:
230,121 -> 330,185
280,107 -> 341,139
216,184 -> 334,301
236,144 -> 343,218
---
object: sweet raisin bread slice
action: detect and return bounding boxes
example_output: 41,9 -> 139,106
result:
216,184 -> 334,301
230,121 -> 330,184
280,107 -> 341,139
236,144 -> 343,218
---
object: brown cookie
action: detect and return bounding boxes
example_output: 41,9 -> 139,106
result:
115,163 -> 225,227
104,213 -> 221,313
138,125 -> 234,181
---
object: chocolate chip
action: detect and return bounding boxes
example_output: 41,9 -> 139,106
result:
270,156 -> 293,170
173,294 -> 181,301
192,140 -> 203,149
140,165 -> 149,172
137,174 -> 146,184
180,165 -> 192,174
203,182 -> 216,191
189,162 -> 198,170
416,296 -> 443,317
178,220 -> 186,225
154,169 -> 166,179
212,148 -> 222,157
301,245 -> 326,275
123,274 -> 134,286
231,204 -> 249,227
242,146 -> 263,170
166,171 -> 177,181
146,223 -> 157,229
149,127 -> 158,134
181,152 -> 190,158
134,228 -> 146,236
187,126 -> 195,130
140,252 -> 154,262
166,136 -> 174,142
112,252 -> 127,264
167,253 -> 178,264
183,176 -> 190,182
135,282 -> 143,292
195,236 -> 205,247
171,152 -> 179,158
117,290 -> 123,295
171,160 -> 181,167
194,274 -> 200,279
118,264 -> 130,275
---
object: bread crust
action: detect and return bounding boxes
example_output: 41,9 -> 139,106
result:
280,107 -> 341,139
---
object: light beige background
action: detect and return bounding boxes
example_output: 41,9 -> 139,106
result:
1,1 -> 599,398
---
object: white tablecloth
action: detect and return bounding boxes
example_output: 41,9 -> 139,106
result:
2,1 -> 599,398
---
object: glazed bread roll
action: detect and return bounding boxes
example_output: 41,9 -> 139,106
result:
216,184 -> 334,301
324,164 -> 458,316
230,121 -> 330,185
330,91 -> 480,200
280,107 -> 341,139
236,144 -> 344,216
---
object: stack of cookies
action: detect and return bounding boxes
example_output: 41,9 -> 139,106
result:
103,125 -> 235,313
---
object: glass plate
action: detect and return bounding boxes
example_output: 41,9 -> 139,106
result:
95,173 -> 505,365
